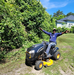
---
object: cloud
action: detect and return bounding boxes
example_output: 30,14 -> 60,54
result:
40,0 -> 69,9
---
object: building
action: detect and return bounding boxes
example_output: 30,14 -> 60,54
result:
56,15 -> 74,28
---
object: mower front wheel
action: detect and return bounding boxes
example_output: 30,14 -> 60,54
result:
35,61 -> 43,70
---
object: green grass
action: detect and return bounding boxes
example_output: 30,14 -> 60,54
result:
0,33 -> 74,75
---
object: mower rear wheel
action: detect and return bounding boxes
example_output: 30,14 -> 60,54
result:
35,61 -> 43,70
53,51 -> 61,60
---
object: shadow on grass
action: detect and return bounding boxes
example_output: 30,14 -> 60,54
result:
25,58 -> 35,66
0,47 -> 20,64
25,58 -> 40,71
0,47 -> 12,64
0,59 -> 6,64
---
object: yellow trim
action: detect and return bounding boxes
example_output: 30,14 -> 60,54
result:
57,54 -> 60,59
42,59 -> 53,66
26,51 -> 31,58
39,63 -> 43,68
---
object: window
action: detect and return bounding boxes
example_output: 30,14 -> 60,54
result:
69,23 -> 73,28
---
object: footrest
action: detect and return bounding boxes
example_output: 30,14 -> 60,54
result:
44,55 -> 52,59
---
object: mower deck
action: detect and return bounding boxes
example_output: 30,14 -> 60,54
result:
42,59 -> 53,67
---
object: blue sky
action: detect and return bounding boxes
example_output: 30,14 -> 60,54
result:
40,0 -> 74,15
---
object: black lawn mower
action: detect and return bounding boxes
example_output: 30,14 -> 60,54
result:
25,41 -> 61,70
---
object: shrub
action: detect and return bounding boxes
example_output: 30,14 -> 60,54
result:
28,31 -> 40,43
70,26 -> 74,33
56,27 -> 62,33
0,0 -> 27,60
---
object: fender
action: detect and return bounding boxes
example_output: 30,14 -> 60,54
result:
53,47 -> 59,54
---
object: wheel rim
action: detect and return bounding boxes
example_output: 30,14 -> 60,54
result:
57,54 -> 60,59
39,63 -> 42,68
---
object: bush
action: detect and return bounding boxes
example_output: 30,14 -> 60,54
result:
56,27 -> 71,33
62,27 -> 67,32
56,27 -> 62,33
0,0 -> 27,60
28,31 -> 40,43
0,0 -> 57,61
0,2 -> 27,49
70,26 -> 74,33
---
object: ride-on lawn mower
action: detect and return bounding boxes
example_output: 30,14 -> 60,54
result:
25,41 -> 61,70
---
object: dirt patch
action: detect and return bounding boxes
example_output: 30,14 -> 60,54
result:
31,66 -> 45,75
0,62 -> 74,75
10,47 -> 21,53
59,56 -> 63,60
0,63 -> 45,75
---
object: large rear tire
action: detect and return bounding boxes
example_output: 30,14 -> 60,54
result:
35,61 -> 43,70
53,51 -> 61,60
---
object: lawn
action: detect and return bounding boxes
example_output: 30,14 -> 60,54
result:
0,33 -> 74,75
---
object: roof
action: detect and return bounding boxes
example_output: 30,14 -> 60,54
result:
56,15 -> 74,23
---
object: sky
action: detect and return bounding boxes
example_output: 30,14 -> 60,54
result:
40,0 -> 74,16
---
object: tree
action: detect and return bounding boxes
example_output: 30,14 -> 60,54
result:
53,10 -> 64,17
66,12 -> 74,16
54,15 -> 65,20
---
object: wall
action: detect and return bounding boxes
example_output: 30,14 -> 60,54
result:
66,20 -> 74,28
57,22 -> 63,28
56,20 -> 74,28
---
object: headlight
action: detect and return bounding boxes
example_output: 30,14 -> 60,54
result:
29,50 -> 35,54
29,50 -> 35,58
